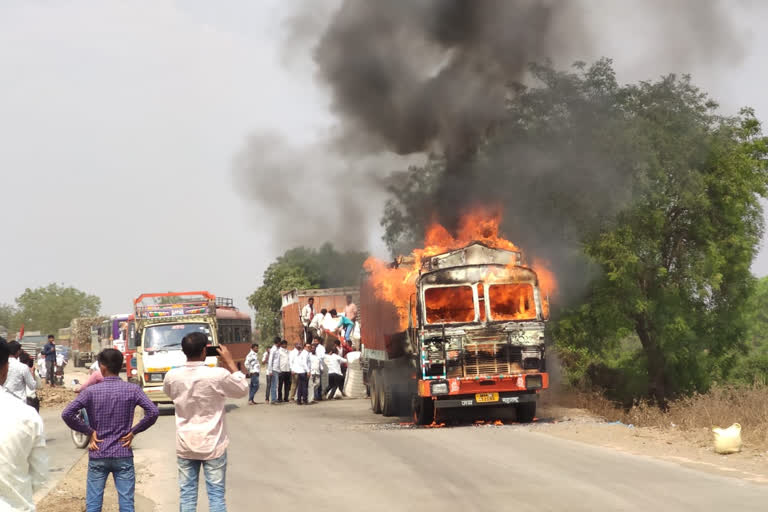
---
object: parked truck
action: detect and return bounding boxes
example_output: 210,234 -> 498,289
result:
70,316 -> 105,367
361,242 -> 550,425
133,291 -> 220,404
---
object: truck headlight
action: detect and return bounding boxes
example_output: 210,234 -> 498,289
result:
430,382 -> 449,395
525,375 -> 542,390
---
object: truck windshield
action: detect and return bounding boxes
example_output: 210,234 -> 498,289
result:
488,283 -> 536,321
143,323 -> 212,351
424,285 -> 475,324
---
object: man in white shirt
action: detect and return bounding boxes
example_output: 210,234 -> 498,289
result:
266,338 -> 280,403
243,343 -> 260,405
263,338 -> 277,403
0,339 -> 48,512
308,344 -> 321,404
5,341 -> 37,402
323,348 -> 347,400
288,342 -> 300,401
163,333 -> 247,512
322,309 -> 341,332
312,337 -> 326,401
309,308 -> 326,339
291,343 -> 311,405
301,297 -> 315,342
277,340 -> 291,403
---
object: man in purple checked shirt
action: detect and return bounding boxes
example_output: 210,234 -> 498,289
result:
62,348 -> 159,512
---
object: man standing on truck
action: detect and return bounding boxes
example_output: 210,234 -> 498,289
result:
301,297 -> 314,343
163,333 -> 247,512
41,335 -> 56,386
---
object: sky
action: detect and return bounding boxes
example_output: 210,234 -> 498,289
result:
2,0 -> 768,316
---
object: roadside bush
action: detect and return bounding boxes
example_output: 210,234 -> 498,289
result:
554,384 -> 768,451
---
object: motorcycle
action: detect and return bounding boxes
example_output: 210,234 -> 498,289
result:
70,408 -> 90,449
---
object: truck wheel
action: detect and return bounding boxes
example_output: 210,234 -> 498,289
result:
370,372 -> 382,414
381,384 -> 396,417
516,401 -> 536,423
412,396 -> 434,425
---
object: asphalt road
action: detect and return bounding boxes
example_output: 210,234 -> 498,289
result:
35,405 -> 87,502
119,385 -> 768,512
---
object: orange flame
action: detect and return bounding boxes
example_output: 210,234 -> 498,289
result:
364,207 -> 557,329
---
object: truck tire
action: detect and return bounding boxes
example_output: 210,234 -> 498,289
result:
381,383 -> 396,417
370,372 -> 382,414
412,396 -> 434,425
516,401 -> 536,423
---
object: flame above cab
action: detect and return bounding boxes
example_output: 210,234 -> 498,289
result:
364,207 -> 557,328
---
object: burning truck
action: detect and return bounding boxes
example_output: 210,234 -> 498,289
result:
361,211 -> 553,424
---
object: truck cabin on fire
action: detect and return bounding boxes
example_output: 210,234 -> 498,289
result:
418,243 -> 547,328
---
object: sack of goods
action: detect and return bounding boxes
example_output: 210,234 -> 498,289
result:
343,351 -> 367,399
712,423 -> 742,454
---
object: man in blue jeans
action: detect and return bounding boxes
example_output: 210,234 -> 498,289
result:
163,333 -> 247,512
62,349 -> 159,512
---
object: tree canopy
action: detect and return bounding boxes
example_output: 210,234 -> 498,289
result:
11,283 -> 102,336
248,243 -> 368,342
381,59 -> 768,403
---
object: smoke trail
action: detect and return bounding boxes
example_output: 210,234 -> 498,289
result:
234,0 -> 747,259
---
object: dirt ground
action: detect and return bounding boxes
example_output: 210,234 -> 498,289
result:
533,404 -> 768,485
37,454 -> 155,512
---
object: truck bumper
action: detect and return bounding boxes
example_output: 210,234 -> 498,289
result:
142,385 -> 172,404
418,372 -> 548,398
434,391 -> 536,409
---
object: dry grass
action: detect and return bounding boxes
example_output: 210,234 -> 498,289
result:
550,384 -> 768,451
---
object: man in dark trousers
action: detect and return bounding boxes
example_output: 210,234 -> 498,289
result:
41,335 -> 56,387
62,348 -> 159,512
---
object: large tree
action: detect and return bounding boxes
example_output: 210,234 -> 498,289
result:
15,283 -> 101,336
248,244 -> 367,342
381,60 -> 768,403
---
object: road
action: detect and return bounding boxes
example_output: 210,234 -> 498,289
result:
122,391 -> 766,512
34,406 -> 86,502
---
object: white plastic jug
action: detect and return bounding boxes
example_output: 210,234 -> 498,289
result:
712,423 -> 742,454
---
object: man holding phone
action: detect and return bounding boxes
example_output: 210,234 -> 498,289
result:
163,334 -> 247,512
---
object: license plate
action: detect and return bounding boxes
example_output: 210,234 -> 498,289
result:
475,392 -> 499,403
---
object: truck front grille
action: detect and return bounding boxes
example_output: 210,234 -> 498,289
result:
444,334 -> 524,378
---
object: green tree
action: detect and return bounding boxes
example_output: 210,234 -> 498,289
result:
380,59 -> 768,404
729,276 -> 768,385
248,244 -> 368,342
547,74 -> 768,403
0,303 -> 19,334
15,283 -> 101,336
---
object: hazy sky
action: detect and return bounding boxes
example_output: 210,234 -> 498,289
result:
2,0 -> 768,315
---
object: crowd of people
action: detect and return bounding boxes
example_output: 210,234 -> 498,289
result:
257,335 -> 352,406
0,332 -> 249,512
303,294 -> 359,346
0,296 -> 360,511
236,294 -> 361,407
